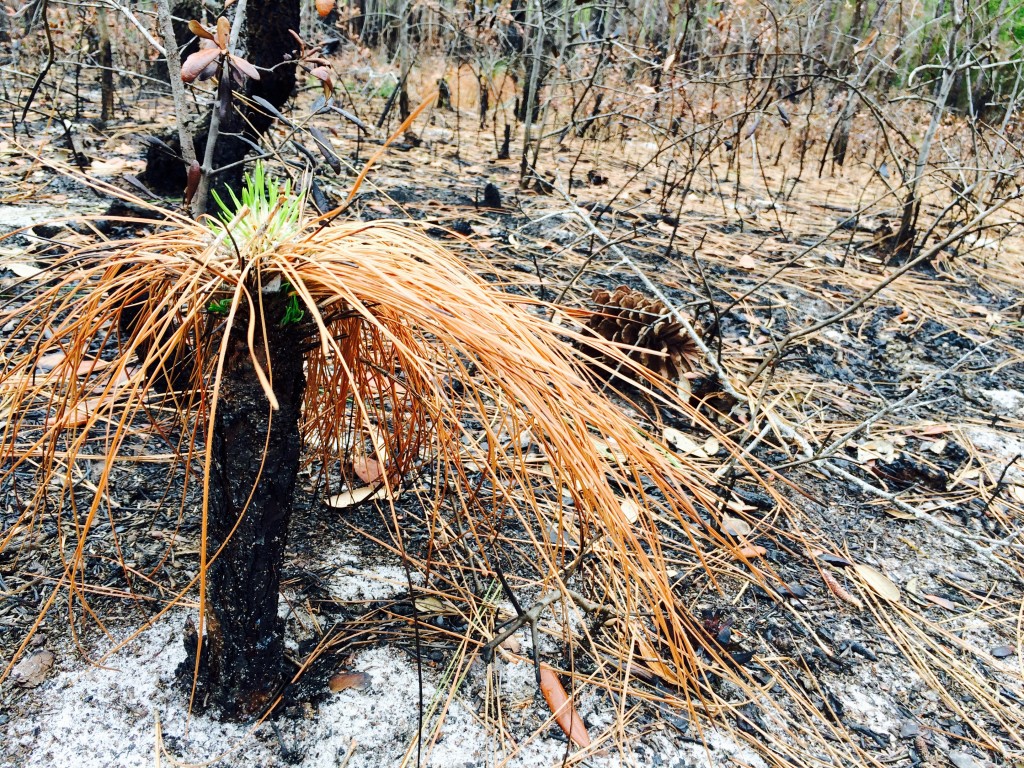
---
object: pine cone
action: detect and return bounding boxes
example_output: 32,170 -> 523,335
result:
585,286 -> 702,381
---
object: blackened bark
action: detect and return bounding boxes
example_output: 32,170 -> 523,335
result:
890,198 -> 921,265
143,0 -> 301,198
182,289 -> 306,719
97,7 -> 114,124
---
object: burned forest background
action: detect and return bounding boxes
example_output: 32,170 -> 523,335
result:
3,0 -> 1024,767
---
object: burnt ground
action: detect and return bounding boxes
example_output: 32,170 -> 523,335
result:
2,108 -> 1024,768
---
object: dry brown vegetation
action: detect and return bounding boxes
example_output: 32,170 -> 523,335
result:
2,1 -> 1024,766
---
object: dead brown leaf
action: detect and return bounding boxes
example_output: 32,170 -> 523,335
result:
539,665 -> 591,749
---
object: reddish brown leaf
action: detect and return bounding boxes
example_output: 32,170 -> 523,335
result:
185,160 -> 202,206
734,545 -> 767,560
11,650 -> 54,688
308,65 -> 334,97
215,16 -> 230,49
46,395 -> 113,428
308,66 -> 330,81
34,350 -> 67,372
352,456 -> 382,484
923,593 -> 957,611
74,357 -> 115,376
328,671 -> 368,692
228,54 -> 260,81
539,665 -> 591,748
181,47 -> 222,83
187,19 -> 216,41
316,0 -> 336,17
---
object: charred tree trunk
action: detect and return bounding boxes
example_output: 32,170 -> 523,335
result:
143,0 -> 301,199
181,289 -> 307,719
97,6 -> 114,124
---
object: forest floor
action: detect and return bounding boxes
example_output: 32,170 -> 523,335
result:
2,89 -> 1024,768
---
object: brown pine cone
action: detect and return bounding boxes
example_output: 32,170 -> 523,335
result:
584,286 -> 701,381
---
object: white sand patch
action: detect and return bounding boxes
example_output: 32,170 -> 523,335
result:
962,426 -> 1024,483
981,388 -> 1024,418
0,616 -> 625,768
322,543 -> 424,602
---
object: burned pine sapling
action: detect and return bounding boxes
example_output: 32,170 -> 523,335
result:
2,164 -> 778,739
181,168 -> 311,717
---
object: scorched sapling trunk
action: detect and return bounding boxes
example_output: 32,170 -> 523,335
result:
182,289 -> 307,718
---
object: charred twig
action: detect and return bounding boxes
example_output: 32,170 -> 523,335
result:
481,586 -> 613,675
745,195 -> 1021,386
773,340 -> 997,472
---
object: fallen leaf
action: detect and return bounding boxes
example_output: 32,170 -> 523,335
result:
327,485 -> 387,508
676,376 -> 692,401
812,551 -> 854,568
45,393 -> 118,428
663,427 -> 707,458
365,424 -> 392,464
352,456 -> 382,484
734,545 -> 767,559
76,358 -> 115,376
11,649 -> 54,687
923,593 -> 957,611
725,498 -> 758,514
883,506 -> 916,520
857,438 -> 897,463
855,563 -> 901,603
899,720 -> 920,738
34,350 -> 67,372
539,665 -> 591,748
5,262 -> 42,278
328,671 -> 368,692
948,751 -> 984,768
620,497 -> 641,524
722,515 -> 751,537
414,596 -> 449,614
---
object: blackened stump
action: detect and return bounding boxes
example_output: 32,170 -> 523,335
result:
182,289 -> 306,719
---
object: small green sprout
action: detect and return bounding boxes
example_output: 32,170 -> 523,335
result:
279,283 -> 305,327
209,162 -> 304,250
208,298 -> 232,315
